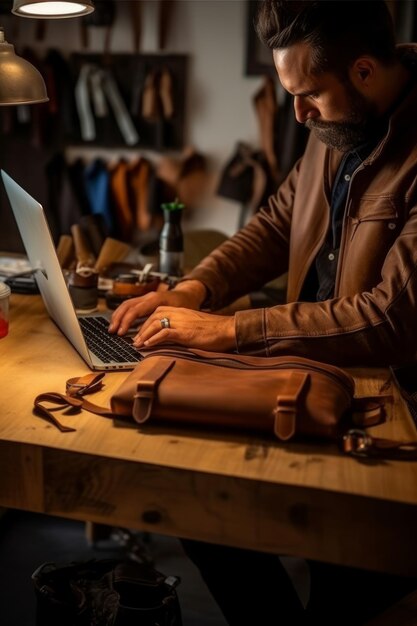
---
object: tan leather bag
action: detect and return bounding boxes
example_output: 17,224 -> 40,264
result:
34,348 -> 415,460
111,349 -> 361,441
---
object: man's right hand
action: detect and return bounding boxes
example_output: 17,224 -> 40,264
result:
108,279 -> 207,336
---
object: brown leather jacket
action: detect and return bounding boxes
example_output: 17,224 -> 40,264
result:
187,51 -> 417,366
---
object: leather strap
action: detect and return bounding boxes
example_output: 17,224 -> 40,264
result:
159,0 -> 175,50
342,429 -> 417,461
32,360 -> 175,431
130,0 -> 142,52
273,371 -> 310,440
66,372 -> 105,396
33,372 -> 109,433
351,394 -> 391,428
132,358 -> 175,423
33,392 -> 82,433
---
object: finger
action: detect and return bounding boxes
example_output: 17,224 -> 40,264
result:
108,298 -> 141,332
143,330 -> 174,347
133,317 -> 169,346
115,307 -> 148,335
137,306 -> 173,335
111,309 -> 142,335
134,327 -> 172,347
109,293 -> 161,334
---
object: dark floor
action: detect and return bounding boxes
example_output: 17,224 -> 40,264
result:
0,509 -> 229,626
3,509 -> 413,625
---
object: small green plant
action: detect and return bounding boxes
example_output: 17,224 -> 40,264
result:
161,198 -> 185,211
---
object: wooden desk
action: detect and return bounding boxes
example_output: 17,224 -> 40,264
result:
1,294 -> 417,576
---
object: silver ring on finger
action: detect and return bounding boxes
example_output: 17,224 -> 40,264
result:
160,316 -> 170,329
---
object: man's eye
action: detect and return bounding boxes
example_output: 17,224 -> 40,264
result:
309,93 -> 319,100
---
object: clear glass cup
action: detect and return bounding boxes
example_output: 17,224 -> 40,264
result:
0,282 -> 11,338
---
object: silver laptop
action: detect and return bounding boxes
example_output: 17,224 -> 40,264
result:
1,169 -> 143,370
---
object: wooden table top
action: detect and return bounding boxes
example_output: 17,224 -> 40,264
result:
1,293 -> 417,575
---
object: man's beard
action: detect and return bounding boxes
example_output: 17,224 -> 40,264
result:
305,83 -> 379,152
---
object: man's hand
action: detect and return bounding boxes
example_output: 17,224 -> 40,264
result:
108,279 -> 207,336
133,307 -> 236,352
108,278 -> 236,351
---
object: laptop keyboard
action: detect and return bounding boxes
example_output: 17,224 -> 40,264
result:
79,315 -> 142,364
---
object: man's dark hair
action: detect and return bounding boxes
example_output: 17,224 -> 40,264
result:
255,0 -> 397,76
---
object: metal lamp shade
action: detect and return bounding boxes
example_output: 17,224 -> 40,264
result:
0,29 -> 48,105
12,0 -> 95,19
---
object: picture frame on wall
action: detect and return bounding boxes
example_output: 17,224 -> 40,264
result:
245,0 -> 276,76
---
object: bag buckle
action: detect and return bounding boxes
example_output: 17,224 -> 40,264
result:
66,373 -> 105,397
343,429 -> 373,457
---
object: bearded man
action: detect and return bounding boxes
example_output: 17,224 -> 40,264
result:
110,2 -> 417,372
109,3 -> 417,622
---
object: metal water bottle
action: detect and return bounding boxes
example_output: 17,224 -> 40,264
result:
159,199 -> 184,277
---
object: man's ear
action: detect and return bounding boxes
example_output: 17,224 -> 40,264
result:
350,57 -> 376,88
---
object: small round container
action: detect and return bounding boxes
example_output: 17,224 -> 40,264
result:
0,282 -> 11,339
105,273 -> 160,310
67,269 -> 99,312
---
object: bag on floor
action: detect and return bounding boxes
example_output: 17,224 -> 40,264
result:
32,558 -> 182,626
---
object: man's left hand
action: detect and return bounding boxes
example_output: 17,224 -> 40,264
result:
132,307 -> 236,352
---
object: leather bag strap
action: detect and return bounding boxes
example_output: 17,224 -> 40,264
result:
33,361 -> 176,432
351,395 -> 391,427
33,392 -> 83,433
273,371 -> 310,440
132,358 -> 175,424
342,429 -> 417,461
33,372 -> 111,432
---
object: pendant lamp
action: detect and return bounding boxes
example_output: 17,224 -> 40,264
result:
12,0 -> 95,19
0,27 -> 48,105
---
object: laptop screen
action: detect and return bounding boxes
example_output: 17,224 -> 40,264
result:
1,169 -> 93,364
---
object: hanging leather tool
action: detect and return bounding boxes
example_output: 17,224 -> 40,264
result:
217,142 -> 272,226
157,146 -> 208,209
71,223 -> 97,268
75,64 -> 139,146
109,159 -> 135,242
129,0 -> 142,52
159,67 -> 174,119
158,0 -> 176,50
253,75 -> 280,183
128,158 -> 155,233
80,0 -> 115,54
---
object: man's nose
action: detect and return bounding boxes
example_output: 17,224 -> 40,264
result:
293,96 -> 318,124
